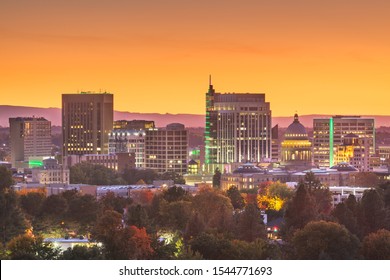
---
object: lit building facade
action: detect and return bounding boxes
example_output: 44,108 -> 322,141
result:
313,116 -> 375,168
221,163 -> 289,191
113,120 -> 155,130
334,133 -> 372,172
62,92 -> 113,156
65,152 -> 135,172
9,117 -> 52,167
271,125 -> 280,161
205,82 -> 272,172
109,130 -> 146,168
145,123 -> 188,174
280,114 -> 312,169
32,158 -> 70,185
378,145 -> 390,163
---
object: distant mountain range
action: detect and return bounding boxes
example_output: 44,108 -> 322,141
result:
1,105 -> 390,128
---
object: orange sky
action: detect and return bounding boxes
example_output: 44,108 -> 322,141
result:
1,0 -> 390,116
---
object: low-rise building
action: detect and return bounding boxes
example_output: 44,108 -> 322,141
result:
65,152 -> 135,172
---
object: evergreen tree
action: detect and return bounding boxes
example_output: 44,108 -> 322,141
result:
332,201 -> 358,236
226,186 -> 245,210
235,204 -> 266,242
212,168 -> 221,188
284,183 -> 316,236
359,189 -> 386,236
162,186 -> 189,202
0,167 -> 29,244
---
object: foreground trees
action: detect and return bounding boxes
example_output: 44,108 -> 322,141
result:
92,210 -> 153,259
284,172 -> 332,237
362,229 -> 390,259
292,221 -> 360,259
6,233 -> 61,260
0,166 -> 29,244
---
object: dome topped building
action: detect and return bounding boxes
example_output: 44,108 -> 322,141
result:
284,114 -> 309,140
281,114 -> 312,169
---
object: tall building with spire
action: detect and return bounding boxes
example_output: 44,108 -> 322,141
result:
205,79 -> 272,172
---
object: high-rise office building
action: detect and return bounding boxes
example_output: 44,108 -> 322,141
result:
205,81 -> 271,172
313,116 -> 375,168
62,92 -> 113,156
145,123 -> 188,174
9,117 -> 52,167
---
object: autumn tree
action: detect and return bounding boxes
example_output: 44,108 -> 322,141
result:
128,225 -> 154,259
292,221 -> 360,259
362,229 -> 390,259
257,181 -> 293,211
92,210 -> 124,258
93,210 -> 150,259
192,188 -> 234,233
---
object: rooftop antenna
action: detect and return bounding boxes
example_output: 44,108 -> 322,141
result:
208,74 -> 214,92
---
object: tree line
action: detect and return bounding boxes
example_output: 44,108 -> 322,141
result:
1,165 -> 390,259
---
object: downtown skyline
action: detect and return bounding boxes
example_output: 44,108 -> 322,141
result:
1,1 -> 390,116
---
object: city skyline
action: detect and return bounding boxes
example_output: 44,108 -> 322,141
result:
2,1 -> 390,116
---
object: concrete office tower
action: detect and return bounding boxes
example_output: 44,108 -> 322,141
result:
9,117 -> 52,167
145,123 -> 188,174
205,80 -> 271,172
313,116 -> 375,168
62,92 -> 113,156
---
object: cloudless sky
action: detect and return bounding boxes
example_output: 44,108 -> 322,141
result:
1,0 -> 390,116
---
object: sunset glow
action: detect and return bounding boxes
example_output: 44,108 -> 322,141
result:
1,0 -> 390,116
